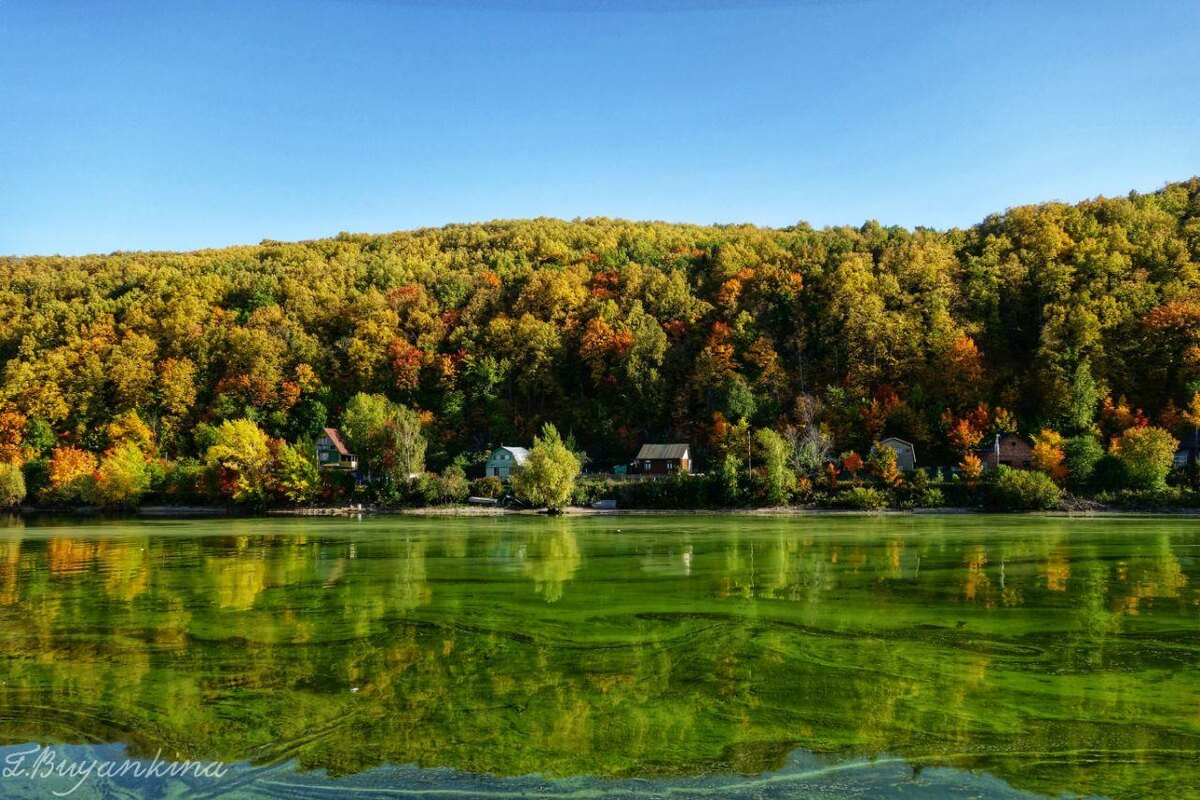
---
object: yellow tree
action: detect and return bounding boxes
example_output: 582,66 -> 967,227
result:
205,419 -> 274,505
1031,429 -> 1068,483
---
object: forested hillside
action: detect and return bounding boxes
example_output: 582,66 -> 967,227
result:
3,178 -> 1199,473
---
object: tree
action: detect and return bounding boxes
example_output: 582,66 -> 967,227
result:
754,428 -> 796,506
23,419 -> 55,459
1064,361 -> 1100,434
512,423 -> 581,512
0,463 -> 26,508
105,411 -> 157,457
1031,429 -> 1068,483
89,441 -> 151,508
0,410 -> 27,465
783,422 -> 831,475
341,393 -> 426,483
1111,427 -> 1178,490
959,453 -> 983,489
840,451 -> 864,479
944,404 -> 990,458
206,419 -> 274,504
47,446 -> 98,503
1064,434 -> 1104,487
273,442 -> 321,505
719,452 -> 743,505
866,445 -> 902,486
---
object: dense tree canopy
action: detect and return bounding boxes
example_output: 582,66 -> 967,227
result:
2,179 -> 1199,470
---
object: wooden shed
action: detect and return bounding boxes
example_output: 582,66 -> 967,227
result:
636,444 -> 691,475
979,433 -> 1033,470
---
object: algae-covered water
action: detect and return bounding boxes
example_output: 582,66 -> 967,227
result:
0,514 -> 1195,798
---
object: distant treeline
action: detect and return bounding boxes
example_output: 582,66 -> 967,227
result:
2,178 -> 1200,475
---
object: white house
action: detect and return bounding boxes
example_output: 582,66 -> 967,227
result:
485,445 -> 529,479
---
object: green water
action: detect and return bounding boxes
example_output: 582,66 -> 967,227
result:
0,514 -> 1196,799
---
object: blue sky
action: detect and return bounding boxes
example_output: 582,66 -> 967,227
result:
1,0 -> 1197,255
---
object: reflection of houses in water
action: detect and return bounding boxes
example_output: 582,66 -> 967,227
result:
638,543 -> 695,577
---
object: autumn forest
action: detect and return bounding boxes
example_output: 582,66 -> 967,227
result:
2,178 -> 1200,508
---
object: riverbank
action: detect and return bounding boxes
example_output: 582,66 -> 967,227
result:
17,502 -> 1200,519
269,504 -> 1200,518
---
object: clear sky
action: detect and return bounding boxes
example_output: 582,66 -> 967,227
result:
2,0 -> 1197,256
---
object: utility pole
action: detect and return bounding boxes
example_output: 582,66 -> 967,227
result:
747,427 -> 752,479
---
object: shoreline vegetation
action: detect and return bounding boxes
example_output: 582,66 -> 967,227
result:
2,179 -> 1200,517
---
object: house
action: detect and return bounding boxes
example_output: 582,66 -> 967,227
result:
1174,430 -> 1200,468
872,437 -> 916,472
316,428 -> 357,471
485,446 -> 529,479
979,433 -> 1033,470
636,443 -> 690,475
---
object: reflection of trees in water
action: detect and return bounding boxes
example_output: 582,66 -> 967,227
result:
0,520 -> 1194,798
521,524 -> 580,603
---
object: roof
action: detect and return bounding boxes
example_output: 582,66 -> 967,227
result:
493,446 -> 530,465
637,443 -> 689,460
876,437 -> 915,449
322,427 -> 352,456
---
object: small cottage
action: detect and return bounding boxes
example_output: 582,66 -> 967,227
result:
636,443 -> 690,475
316,428 -> 357,471
485,446 -> 529,479
979,433 -> 1033,471
873,437 -> 916,472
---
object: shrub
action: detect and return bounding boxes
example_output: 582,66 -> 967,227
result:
1111,426 -> 1178,490
917,488 -> 945,508
988,466 -> 1061,511
0,463 -> 26,508
437,466 -> 469,504
1092,487 -> 1200,509
469,476 -> 505,499
608,473 -> 719,509
832,486 -> 890,510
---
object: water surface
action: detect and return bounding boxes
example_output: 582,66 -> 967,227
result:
0,514 -> 1196,798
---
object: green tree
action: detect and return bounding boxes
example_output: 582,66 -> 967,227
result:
719,452 -> 743,505
341,393 -> 426,483
1064,434 -> 1104,487
512,424 -> 581,512
0,462 -> 26,507
754,428 -> 796,506
1112,427 -> 1178,490
273,442 -> 321,505
206,419 -> 274,504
